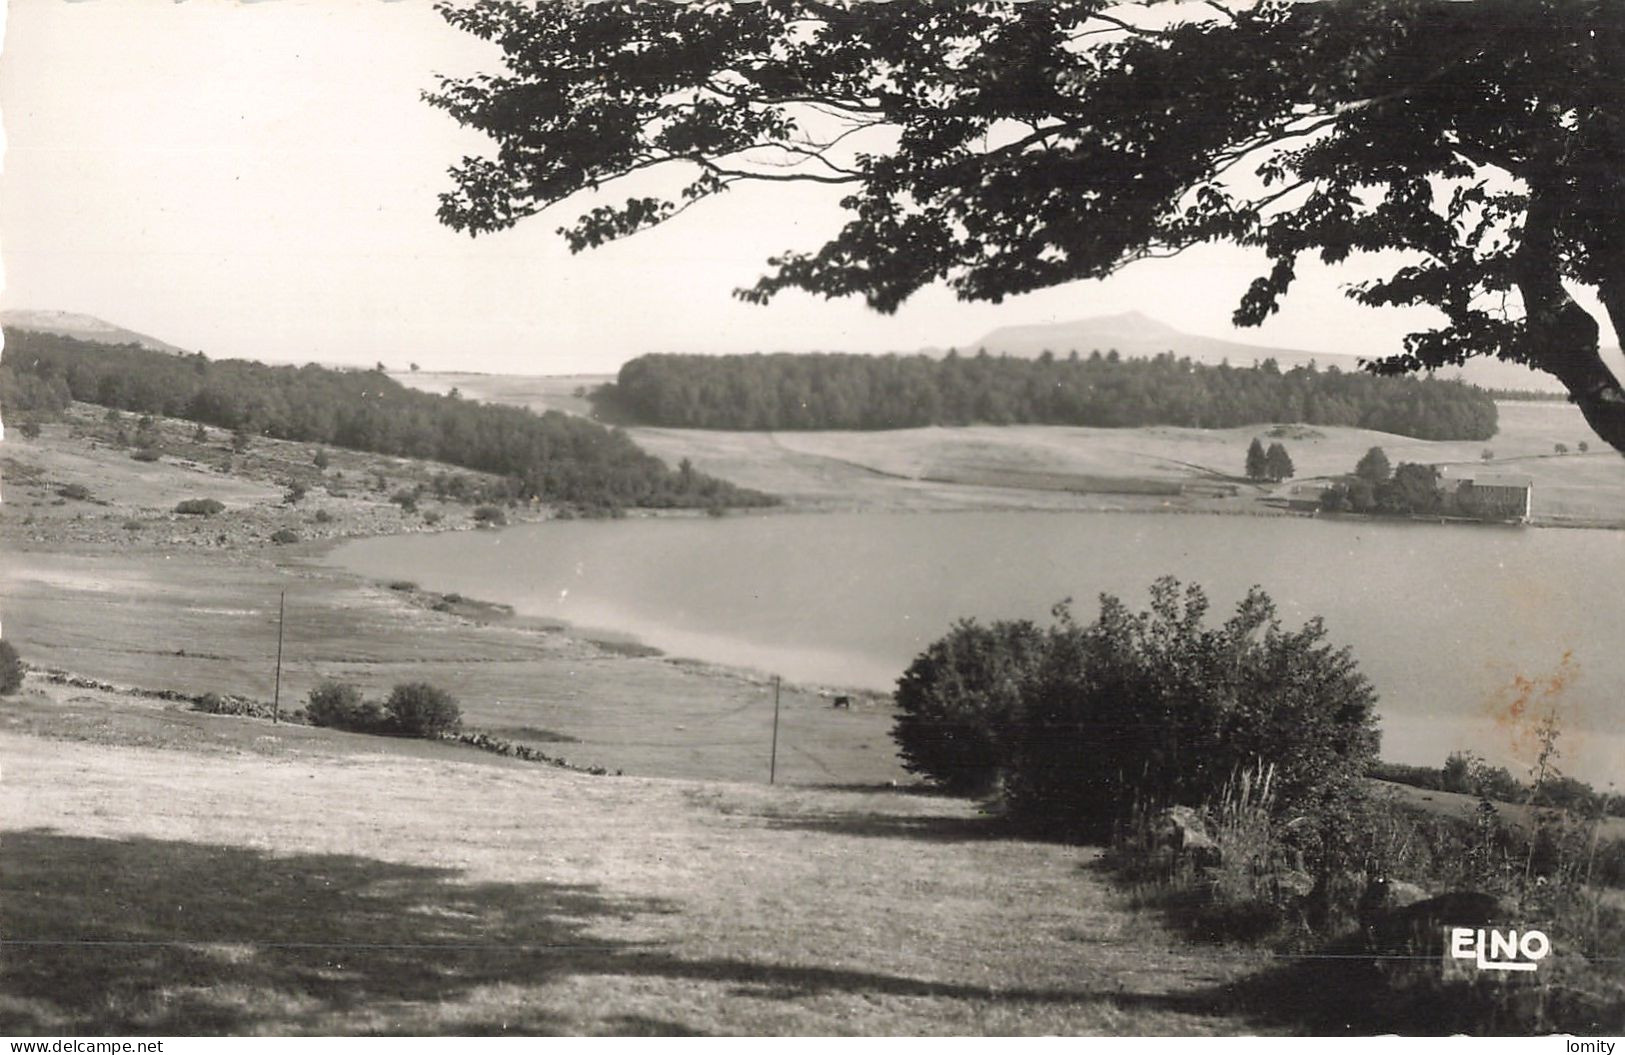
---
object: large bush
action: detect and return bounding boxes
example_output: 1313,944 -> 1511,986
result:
0,640 -> 24,695
304,680 -> 383,732
385,681 -> 463,738
891,618 -> 1045,794
998,578 -> 1380,840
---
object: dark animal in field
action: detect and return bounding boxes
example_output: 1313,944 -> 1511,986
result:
832,695 -> 851,709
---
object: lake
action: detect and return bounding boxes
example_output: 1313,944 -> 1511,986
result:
328,511 -> 1625,783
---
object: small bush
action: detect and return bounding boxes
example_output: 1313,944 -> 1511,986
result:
0,640 -> 24,695
390,488 -> 419,513
122,520 -> 143,532
175,498 -> 226,517
18,421 -> 42,439
57,484 -> 91,501
131,448 -> 161,462
473,505 -> 507,527
313,448 -> 330,470
388,580 -> 417,592
269,528 -> 301,544
313,509 -> 334,524
284,481 -> 308,505
385,681 -> 462,738
422,509 -> 443,525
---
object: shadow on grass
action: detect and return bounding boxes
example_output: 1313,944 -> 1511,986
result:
1,828 -> 1265,1035
1161,939 -> 1625,1036
0,828 -> 674,1036
759,809 -> 1006,843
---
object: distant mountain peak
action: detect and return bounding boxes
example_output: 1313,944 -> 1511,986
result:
1,309 -> 190,355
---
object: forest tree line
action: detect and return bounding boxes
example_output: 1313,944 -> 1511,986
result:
0,329 -> 774,511
594,350 -> 1501,439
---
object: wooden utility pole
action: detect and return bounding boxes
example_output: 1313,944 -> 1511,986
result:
272,589 -> 286,724
769,675 -> 782,785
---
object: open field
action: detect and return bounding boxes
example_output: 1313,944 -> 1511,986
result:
0,405 -> 900,785
0,718 -> 1280,1036
393,373 -> 1625,524
633,403 -> 1625,524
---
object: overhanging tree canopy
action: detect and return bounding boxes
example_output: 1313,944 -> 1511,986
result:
426,0 -> 1625,449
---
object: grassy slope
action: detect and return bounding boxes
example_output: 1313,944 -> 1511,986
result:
0,406 -> 901,786
393,373 -> 1625,524
0,709 -> 1278,1036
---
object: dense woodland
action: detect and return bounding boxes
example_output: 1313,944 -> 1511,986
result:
596,351 -> 1500,439
0,329 -> 773,511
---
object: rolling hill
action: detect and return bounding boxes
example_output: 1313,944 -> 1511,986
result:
0,309 -> 191,355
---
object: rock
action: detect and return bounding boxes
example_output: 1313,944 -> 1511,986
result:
1151,805 -> 1221,868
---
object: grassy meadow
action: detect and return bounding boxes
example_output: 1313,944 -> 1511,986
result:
0,715 -> 1286,1035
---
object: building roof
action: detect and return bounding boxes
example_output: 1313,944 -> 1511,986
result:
1467,473 -> 1532,489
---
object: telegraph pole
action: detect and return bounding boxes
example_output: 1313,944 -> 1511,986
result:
272,589 -> 286,724
769,675 -> 782,785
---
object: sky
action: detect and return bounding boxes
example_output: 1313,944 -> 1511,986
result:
0,0 -> 1615,377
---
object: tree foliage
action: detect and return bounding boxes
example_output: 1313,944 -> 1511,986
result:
892,580 -> 1381,841
1355,446 -> 1392,484
1003,579 -> 1380,839
4,328 -> 774,513
891,617 -> 1046,794
597,351 -> 1496,437
1264,441 -> 1295,482
1245,437 -> 1269,481
428,0 -> 1625,452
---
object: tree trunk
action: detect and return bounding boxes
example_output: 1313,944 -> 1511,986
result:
1513,191 -> 1625,454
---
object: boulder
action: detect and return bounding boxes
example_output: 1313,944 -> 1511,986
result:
1150,805 -> 1221,868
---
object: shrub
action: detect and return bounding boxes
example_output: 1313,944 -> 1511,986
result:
269,528 -> 301,544
388,580 -> 417,592
131,448 -> 161,462
313,447 -> 330,469
313,508 -> 334,524
385,681 -> 462,738
0,640 -> 23,695
57,484 -> 91,501
1002,578 -> 1380,841
891,617 -> 1046,794
18,421 -> 42,439
175,498 -> 225,516
284,481 -> 308,505
422,509 -> 442,525
473,505 -> 507,527
304,680 -> 383,732
390,488 -> 418,513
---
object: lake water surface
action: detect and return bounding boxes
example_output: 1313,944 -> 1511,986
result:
328,511 -> 1624,782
